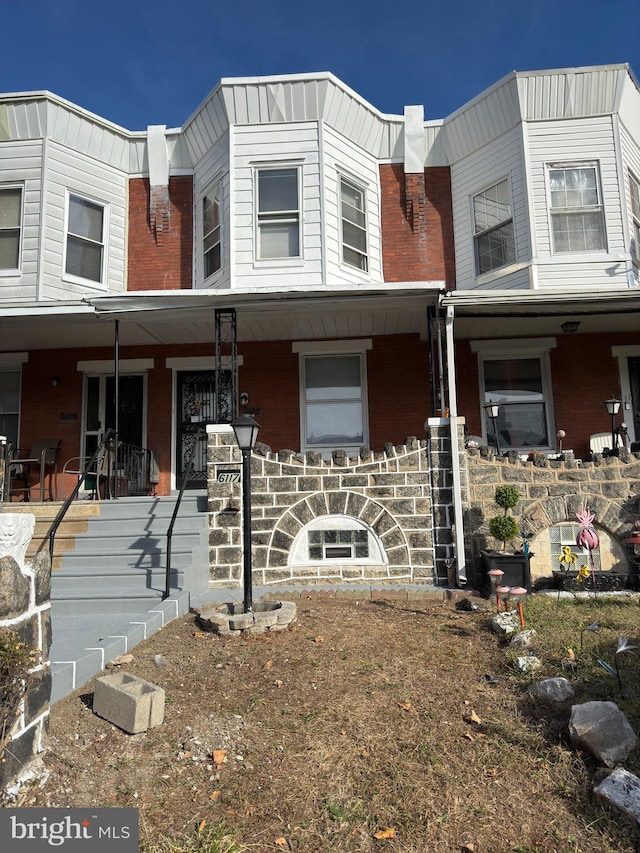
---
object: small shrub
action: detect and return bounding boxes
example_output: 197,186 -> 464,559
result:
494,485 -> 520,513
0,629 -> 37,760
489,515 -> 519,549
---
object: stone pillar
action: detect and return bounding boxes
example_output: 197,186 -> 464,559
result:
0,513 -> 51,793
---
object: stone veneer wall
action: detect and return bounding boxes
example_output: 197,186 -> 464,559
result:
206,425 -> 446,586
0,528 -> 51,792
464,447 -> 640,585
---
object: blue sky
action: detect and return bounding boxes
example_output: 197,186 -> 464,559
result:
4,0 -> 640,131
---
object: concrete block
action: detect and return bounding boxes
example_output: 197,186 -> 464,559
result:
93,672 -> 165,734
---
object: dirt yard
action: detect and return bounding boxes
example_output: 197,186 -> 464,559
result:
17,597 -> 639,852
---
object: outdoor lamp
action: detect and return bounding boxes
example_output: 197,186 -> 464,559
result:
231,413 -> 261,614
488,568 -> 504,611
604,397 -> 621,454
484,400 -> 501,456
497,585 -> 511,612
510,587 -> 527,628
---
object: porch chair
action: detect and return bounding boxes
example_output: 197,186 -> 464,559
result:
589,432 -> 613,455
6,439 -> 61,502
61,444 -> 117,500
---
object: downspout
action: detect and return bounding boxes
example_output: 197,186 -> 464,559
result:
445,304 -> 467,586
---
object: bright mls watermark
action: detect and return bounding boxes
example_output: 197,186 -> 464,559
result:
0,808 -> 138,850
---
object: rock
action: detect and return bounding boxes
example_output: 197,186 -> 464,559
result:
569,701 -> 637,767
510,629 -> 537,649
513,655 -> 541,673
490,612 -> 519,636
528,677 -> 575,704
594,767 -> 640,824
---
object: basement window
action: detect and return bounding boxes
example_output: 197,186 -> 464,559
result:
290,515 -> 386,567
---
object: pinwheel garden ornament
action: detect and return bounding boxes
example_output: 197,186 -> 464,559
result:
576,506 -> 599,592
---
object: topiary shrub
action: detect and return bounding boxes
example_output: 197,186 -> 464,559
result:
489,486 -> 520,551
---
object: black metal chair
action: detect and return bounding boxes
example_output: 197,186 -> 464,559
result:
7,439 -> 61,501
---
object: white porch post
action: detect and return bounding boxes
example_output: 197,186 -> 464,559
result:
445,305 -> 467,586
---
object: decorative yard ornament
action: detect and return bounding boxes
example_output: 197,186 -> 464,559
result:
576,505 -> 599,593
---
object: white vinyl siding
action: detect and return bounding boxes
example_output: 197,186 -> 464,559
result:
548,164 -> 606,253
0,185 -> 23,273
340,177 -> 368,271
451,125 -> 529,290
472,179 -> 516,275
193,133 -> 229,289
256,167 -> 300,259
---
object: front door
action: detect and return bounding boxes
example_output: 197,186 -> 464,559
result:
176,371 -> 215,489
628,357 -> 640,444
83,374 -> 145,461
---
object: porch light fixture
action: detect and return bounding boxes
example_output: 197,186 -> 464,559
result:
604,397 -> 622,454
560,321 -> 580,334
231,413 -> 261,614
483,400 -> 501,456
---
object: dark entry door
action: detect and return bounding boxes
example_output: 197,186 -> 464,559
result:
176,371 -> 215,488
629,357 -> 640,443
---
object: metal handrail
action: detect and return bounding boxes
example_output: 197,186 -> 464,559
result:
164,436 -> 202,600
48,429 -> 116,561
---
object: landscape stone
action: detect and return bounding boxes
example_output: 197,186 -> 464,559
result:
594,767 -> 640,825
513,655 -> 541,673
569,701 -> 637,766
528,677 -> 575,704
510,629 -> 537,649
490,612 -> 519,636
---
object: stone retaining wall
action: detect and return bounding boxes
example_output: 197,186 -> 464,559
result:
0,514 -> 51,793
464,447 -> 640,584
206,425 -> 442,586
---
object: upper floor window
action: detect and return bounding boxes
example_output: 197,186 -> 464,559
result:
0,186 -> 23,272
629,173 -> 640,266
256,167 -> 300,260
548,164 -> 606,253
473,179 -> 515,275
203,190 -> 221,277
65,194 -> 105,283
340,177 -> 368,272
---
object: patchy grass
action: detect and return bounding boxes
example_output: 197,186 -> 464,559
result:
18,596 -> 640,852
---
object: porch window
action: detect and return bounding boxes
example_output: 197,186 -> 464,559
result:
0,186 -> 23,272
256,167 -> 300,260
629,173 -> 640,266
550,523 -> 601,572
473,179 -> 515,275
301,353 -> 367,452
65,194 -> 106,283
0,369 -> 20,449
340,177 -> 368,272
548,163 -> 606,253
481,356 -> 551,450
203,189 -> 221,277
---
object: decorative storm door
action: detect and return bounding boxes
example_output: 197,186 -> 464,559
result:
176,371 -> 233,488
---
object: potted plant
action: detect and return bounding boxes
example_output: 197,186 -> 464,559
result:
480,486 -> 532,595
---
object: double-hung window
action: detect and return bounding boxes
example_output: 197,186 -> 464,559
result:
0,186 -> 23,272
65,194 -> 106,283
548,163 -> 606,253
340,177 -> 368,271
629,173 -> 640,266
256,167 -> 300,260
203,189 -> 221,277
472,179 -> 515,275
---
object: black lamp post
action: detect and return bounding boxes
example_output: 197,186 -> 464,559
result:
484,400 -> 501,455
604,397 -> 621,454
230,413 -> 260,614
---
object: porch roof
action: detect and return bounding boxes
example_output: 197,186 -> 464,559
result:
0,285 -> 444,352
442,288 -> 640,339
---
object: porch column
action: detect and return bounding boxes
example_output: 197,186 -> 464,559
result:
445,305 -> 468,586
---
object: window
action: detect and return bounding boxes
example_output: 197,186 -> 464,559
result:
301,353 -> 366,451
0,186 -> 23,272
548,164 -> 606,253
289,515 -> 387,568
340,177 -> 368,271
481,355 -> 551,450
550,523 -> 601,572
65,194 -> 105,283
0,369 -> 20,449
472,179 -> 515,275
256,168 -> 300,259
203,190 -> 221,277
308,528 -> 369,560
629,174 -> 640,265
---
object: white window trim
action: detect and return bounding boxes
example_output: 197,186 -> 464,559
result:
63,190 -> 109,288
201,182 -> 222,282
290,515 -> 388,567
253,164 -> 303,265
339,174 -> 369,275
0,183 -> 24,277
471,177 -> 516,277
76,358 -> 154,375
472,338 -> 557,451
629,172 -> 640,267
546,161 -> 606,255
295,341 -> 371,454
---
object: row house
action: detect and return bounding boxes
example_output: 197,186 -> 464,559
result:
1,64 -> 640,591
